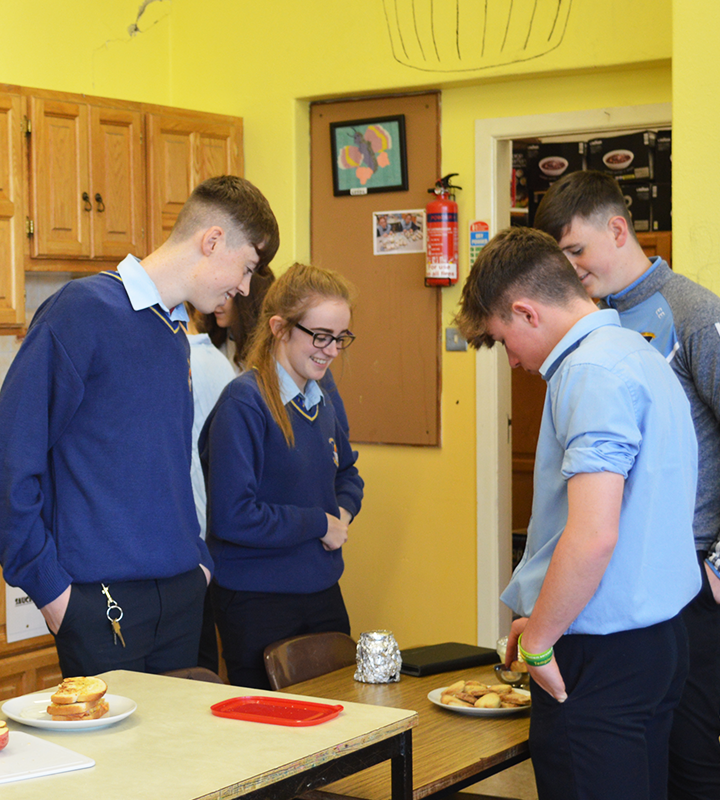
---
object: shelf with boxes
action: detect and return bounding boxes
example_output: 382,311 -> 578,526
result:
511,127 -> 671,234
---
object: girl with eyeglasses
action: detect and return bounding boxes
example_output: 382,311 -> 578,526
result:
199,262 -> 363,688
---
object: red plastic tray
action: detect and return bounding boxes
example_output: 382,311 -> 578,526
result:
210,696 -> 344,726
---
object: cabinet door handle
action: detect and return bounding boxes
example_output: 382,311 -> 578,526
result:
95,193 -> 105,213
82,192 -> 92,212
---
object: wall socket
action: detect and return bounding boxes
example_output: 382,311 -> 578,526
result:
445,327 -> 468,351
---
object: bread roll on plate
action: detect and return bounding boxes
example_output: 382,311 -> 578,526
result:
51,676 -> 107,705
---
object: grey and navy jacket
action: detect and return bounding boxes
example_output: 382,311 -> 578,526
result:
602,257 -> 720,575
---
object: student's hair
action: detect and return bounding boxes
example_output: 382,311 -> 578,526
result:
454,227 -> 588,349
169,175 -> 280,268
198,264 -> 275,369
245,262 -> 355,447
533,170 -> 635,242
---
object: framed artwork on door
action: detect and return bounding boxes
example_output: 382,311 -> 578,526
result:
330,115 -> 408,196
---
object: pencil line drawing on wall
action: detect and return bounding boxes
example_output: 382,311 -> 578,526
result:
382,0 -> 573,73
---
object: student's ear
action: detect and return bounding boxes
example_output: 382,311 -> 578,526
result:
608,215 -> 630,249
510,300 -> 540,328
269,315 -> 288,340
199,226 -> 225,256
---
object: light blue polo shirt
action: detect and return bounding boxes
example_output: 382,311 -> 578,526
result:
277,362 -> 324,409
117,254 -> 189,322
501,309 -> 701,635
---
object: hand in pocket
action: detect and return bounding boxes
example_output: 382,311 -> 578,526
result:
40,585 -> 72,634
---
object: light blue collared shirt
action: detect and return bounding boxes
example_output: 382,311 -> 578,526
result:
276,362 -> 324,409
117,255 -> 189,322
501,309 -> 701,635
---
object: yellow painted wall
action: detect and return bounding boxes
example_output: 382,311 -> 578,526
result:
673,1 -> 720,292
0,1 -> 678,649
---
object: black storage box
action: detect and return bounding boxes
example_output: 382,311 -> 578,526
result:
652,183 -> 672,231
621,183 -> 651,232
527,141 -> 585,189
526,141 -> 585,225
512,147 -> 530,210
586,130 -> 656,181
654,129 -> 672,183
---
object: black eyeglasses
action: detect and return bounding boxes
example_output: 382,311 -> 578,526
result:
295,322 -> 356,350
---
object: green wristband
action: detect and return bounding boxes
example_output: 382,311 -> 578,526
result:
517,633 -> 554,667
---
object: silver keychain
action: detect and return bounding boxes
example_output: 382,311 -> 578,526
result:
101,584 -> 126,647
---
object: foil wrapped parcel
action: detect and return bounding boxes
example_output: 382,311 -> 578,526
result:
354,630 -> 402,683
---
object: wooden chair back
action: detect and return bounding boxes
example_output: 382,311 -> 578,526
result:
263,632 -> 357,690
163,667 -> 225,684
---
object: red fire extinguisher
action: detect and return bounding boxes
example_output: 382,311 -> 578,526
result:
425,173 -> 462,287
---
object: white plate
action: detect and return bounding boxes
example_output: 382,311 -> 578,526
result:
0,731 -> 94,784
427,687 -> 531,717
2,693 -> 136,731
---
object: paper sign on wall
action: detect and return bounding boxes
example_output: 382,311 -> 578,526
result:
5,584 -> 48,643
469,220 -> 490,266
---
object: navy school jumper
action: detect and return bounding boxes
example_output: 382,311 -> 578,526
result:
199,370 -> 363,595
0,270 -> 212,609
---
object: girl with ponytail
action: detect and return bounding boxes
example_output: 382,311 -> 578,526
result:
199,263 -> 363,688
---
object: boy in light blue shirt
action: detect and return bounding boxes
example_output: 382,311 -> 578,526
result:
536,170 -> 720,800
455,226 -> 700,800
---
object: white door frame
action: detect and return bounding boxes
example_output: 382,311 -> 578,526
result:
473,103 -> 672,647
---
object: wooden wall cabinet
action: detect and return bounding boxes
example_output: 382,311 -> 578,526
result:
21,87 -> 243,272
0,91 -> 25,327
146,112 -> 243,250
28,96 -> 145,262
91,106 -> 146,261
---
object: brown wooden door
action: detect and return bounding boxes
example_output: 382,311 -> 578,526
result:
29,97 -> 92,258
0,92 -> 24,327
90,106 -> 146,260
636,231 -> 672,267
511,369 -> 545,531
310,94 -> 441,445
146,113 -> 243,250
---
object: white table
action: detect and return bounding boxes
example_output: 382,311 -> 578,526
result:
0,669 -> 417,799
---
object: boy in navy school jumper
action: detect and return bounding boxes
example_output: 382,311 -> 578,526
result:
0,175 -> 279,678
455,227 -> 699,800
200,263 -> 363,689
535,171 -> 720,800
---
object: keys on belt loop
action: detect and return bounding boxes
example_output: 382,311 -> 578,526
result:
101,584 -> 126,647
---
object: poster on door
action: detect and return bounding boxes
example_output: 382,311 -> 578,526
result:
5,584 -> 48,643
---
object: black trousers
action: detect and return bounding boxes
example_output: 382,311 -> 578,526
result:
197,590 -> 220,675
530,615 -> 688,800
668,552 -> 720,800
211,581 -> 350,689
52,567 -> 207,678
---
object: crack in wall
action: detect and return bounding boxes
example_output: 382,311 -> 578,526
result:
128,0 -> 170,37
91,1 -> 172,90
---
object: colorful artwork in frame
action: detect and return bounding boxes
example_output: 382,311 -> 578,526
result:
330,115 -> 408,196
